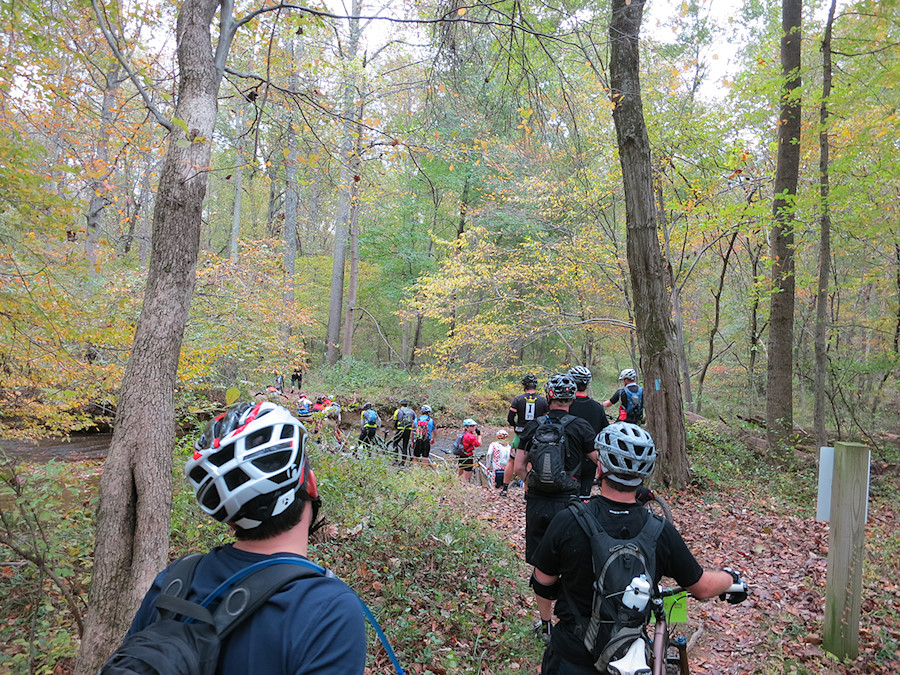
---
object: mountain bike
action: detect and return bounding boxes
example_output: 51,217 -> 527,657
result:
639,583 -> 746,675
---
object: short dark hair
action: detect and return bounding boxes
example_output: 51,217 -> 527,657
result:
575,381 -> 588,392
233,497 -> 307,541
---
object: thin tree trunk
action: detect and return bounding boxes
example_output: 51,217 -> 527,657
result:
76,1 -> 227,671
325,0 -> 362,365
695,232 -> 738,415
85,68 -> 123,268
766,0 -> 802,453
658,182 -> 694,412
609,0 -> 689,486
229,105 -> 244,263
448,173 -> 470,343
342,86 -> 367,359
814,0 -> 836,448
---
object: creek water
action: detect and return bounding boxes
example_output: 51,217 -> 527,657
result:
0,433 -> 113,462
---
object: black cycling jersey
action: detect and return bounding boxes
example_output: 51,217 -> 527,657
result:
507,392 -> 549,433
568,395 -> 608,434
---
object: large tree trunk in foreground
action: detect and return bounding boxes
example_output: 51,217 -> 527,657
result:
75,1 -> 225,672
766,0 -> 802,453
609,0 -> 689,487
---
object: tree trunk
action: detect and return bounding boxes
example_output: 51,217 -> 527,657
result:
75,1 -> 226,672
342,85 -> 367,359
766,0 -> 802,453
325,0 -> 362,365
658,183 -> 694,413
85,68 -> 123,269
609,0 -> 689,487
814,0 -> 836,449
695,232 -> 738,415
229,105 -> 244,263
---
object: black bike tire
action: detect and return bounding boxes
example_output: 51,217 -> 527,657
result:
644,493 -> 674,524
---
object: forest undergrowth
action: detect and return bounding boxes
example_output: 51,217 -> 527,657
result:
0,426 -> 898,674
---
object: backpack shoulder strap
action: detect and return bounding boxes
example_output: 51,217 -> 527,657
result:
558,414 -> 576,428
153,554 -> 214,625
212,562 -> 324,638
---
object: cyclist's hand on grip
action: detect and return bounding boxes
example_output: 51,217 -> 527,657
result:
719,567 -> 748,604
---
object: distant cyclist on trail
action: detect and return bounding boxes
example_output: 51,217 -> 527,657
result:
456,418 -> 482,483
602,368 -> 644,425
487,430 -> 512,491
531,422 -> 749,674
501,374 -> 549,496
391,399 -> 417,464
412,405 -> 436,466
358,403 -> 381,448
567,365 -> 608,495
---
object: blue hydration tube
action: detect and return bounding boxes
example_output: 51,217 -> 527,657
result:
200,557 -> 405,675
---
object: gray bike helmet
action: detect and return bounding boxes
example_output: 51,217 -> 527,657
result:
618,368 -> 638,381
521,374 -> 538,388
545,373 -> 577,401
594,422 -> 656,487
568,365 -> 592,385
421,404 -> 432,414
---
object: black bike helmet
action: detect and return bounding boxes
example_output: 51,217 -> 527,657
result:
594,422 -> 657,487
544,373 -> 577,400
363,403 -> 373,410
521,374 -> 538,389
568,365 -> 592,385
399,399 -> 410,406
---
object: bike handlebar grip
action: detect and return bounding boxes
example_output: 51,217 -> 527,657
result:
726,583 -> 745,594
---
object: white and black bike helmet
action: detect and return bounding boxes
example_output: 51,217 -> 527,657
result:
618,368 -> 638,381
568,365 -> 592,385
186,402 -> 318,530
463,418 -> 477,427
421,404 -> 432,414
594,422 -> 657,487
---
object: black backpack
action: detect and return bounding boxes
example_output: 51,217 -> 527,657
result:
564,501 -> 665,673
525,414 -> 580,494
623,385 -> 644,424
101,555 -> 322,675
452,432 -> 466,457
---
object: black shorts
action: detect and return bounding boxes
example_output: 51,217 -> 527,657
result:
525,494 -> 574,565
413,438 -> 431,458
458,454 -> 475,471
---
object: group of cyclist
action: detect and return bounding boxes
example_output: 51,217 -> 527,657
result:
111,366 -> 749,675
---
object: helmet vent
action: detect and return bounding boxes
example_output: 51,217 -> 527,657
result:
279,425 -> 294,440
188,466 -> 207,484
200,484 -> 222,511
224,467 -> 251,491
252,450 -> 293,473
245,427 -> 272,450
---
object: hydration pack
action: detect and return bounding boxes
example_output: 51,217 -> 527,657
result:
396,407 -> 416,428
563,501 -> 665,673
620,385 -> 644,424
452,432 -> 466,457
525,415 -> 579,494
363,409 -> 378,426
414,417 -> 430,441
100,555 -> 320,675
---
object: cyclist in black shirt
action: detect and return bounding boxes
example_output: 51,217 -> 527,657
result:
532,422 -> 748,674
567,365 -> 608,495
500,374 -> 550,496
